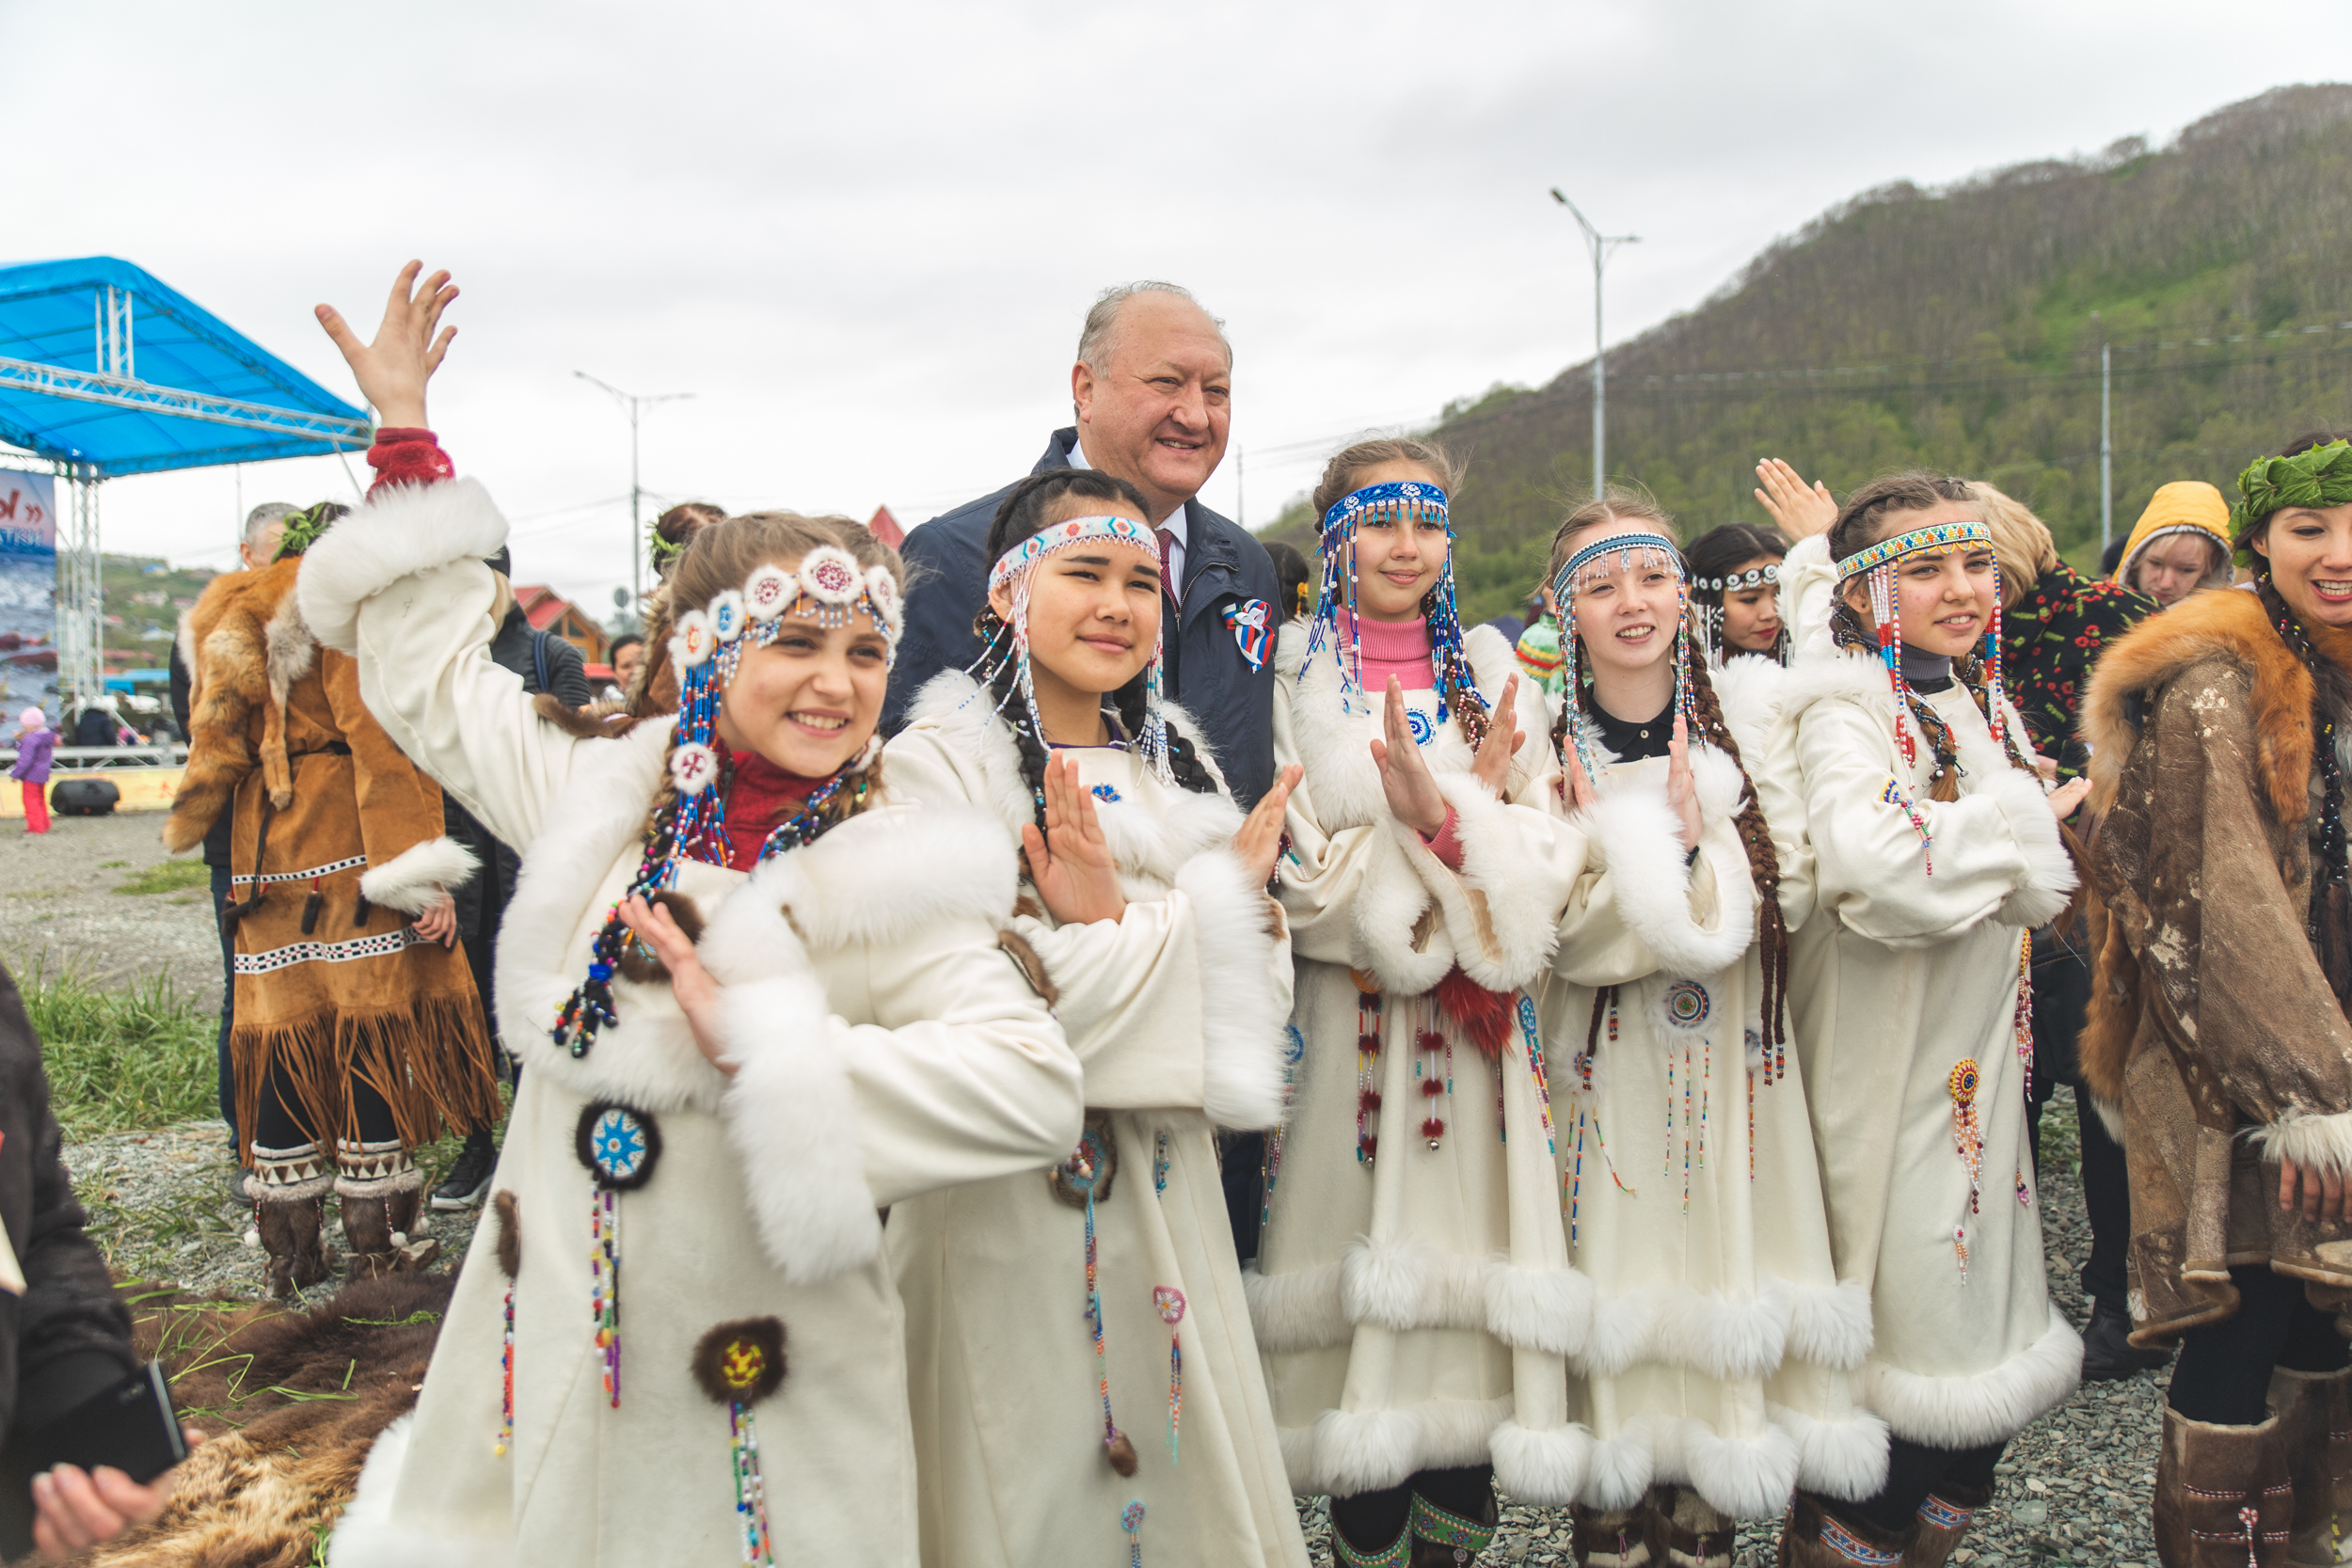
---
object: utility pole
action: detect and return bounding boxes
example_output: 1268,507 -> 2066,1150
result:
2096,317 -> 2114,553
575,372 -> 694,622
1551,189 -> 1640,499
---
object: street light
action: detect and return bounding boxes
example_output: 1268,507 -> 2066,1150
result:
1550,189 -> 1640,500
575,372 -> 694,621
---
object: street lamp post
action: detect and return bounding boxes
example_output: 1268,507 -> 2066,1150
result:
575,372 -> 693,623
1550,189 -> 1640,500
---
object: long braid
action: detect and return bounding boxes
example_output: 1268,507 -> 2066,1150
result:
1424,584 -> 1493,750
1681,657 -> 1791,1051
1112,677 -> 1219,798
975,608 -> 1053,829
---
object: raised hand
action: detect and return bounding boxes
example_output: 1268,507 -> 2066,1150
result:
619,893 -> 728,1074
1367,677 -> 1448,837
316,261 -> 460,430
2280,1156 -> 2352,1226
1665,710 -> 1702,849
1556,743 -> 1599,814
1754,458 -> 1836,541
1232,763 -> 1302,885
1022,756 -> 1127,927
2047,776 -> 2091,822
1471,673 -> 1526,797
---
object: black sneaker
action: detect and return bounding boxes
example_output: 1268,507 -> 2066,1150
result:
2081,1299 -> 2170,1381
431,1129 -> 498,1212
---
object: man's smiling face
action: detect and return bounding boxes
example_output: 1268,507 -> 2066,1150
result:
1071,291 -> 1232,525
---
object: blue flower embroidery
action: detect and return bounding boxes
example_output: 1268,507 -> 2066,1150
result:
1405,708 -> 1435,747
1090,784 -> 1121,803
592,1108 -> 650,1183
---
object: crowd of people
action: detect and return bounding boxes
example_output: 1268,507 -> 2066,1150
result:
5,258 -> 2351,1568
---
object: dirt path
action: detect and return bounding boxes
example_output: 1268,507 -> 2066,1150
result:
0,811 -> 221,1006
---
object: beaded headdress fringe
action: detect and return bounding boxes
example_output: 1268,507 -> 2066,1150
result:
1548,530 -> 1695,788
1300,482 -> 1477,730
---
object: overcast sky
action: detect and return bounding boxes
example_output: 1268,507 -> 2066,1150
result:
4,1 -> 2339,611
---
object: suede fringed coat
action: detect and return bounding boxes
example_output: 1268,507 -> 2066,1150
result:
1248,621 -> 1574,1498
884,673 -> 1308,1568
1521,656 -> 1884,1520
1769,533 -> 2083,1453
2076,586 -> 2352,1344
165,555 -> 500,1156
296,476 -> 1087,1568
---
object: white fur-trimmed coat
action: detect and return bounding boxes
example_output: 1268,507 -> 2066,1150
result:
882,673 -> 1308,1568
1768,533 -> 2081,1451
1249,619 -> 1576,1497
301,477 -> 1084,1568
1512,656 -> 1886,1520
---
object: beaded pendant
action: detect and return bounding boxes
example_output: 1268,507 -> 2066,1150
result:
1947,1060 -> 1983,1281
1352,969 -> 1383,1165
1050,1115 -> 1136,1477
690,1317 -> 787,1566
491,1189 -> 521,1455
575,1101 -> 662,1406
1153,1286 -> 1186,1465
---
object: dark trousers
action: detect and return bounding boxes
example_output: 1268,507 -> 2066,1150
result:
2169,1264 -> 2352,1425
211,864 -> 237,1147
1839,1438 -> 2006,1533
1331,1465 -> 1493,1550
2024,934 -> 2132,1314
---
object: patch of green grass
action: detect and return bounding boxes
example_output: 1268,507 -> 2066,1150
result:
113,859 -> 211,896
24,962 -> 216,1135
97,860 -> 127,869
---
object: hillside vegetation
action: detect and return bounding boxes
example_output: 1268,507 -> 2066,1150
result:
1271,84 -> 2352,624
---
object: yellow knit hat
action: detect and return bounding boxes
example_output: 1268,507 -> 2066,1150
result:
2113,482 -> 2231,587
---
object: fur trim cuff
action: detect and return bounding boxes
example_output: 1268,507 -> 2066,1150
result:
358,836 -> 481,915
1976,762 -> 2077,928
1389,769 -> 1563,991
1863,1304 -> 2081,1447
1174,847 -> 1290,1129
718,972 -> 882,1284
2250,1108 -> 2352,1176
2090,1092 -> 2125,1145
1290,1395 -> 1514,1495
1770,1402 -> 1892,1503
1244,1261 -> 1349,1354
1489,1419 -> 1595,1507
1574,786 -> 1754,978
298,477 -> 508,654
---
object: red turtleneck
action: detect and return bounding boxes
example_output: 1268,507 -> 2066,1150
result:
695,746 -> 828,870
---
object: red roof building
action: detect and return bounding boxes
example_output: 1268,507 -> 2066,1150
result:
866,506 -> 904,548
514,585 -> 612,667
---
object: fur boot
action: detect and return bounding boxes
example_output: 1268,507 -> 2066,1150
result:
2273,1368 -> 2352,1566
250,1142 -> 333,1299
336,1138 -> 437,1278
1333,1518 -> 1412,1568
1409,1491 -> 1497,1565
1773,1493 -> 1910,1567
1645,1486 -> 1732,1567
1906,1479 -> 1994,1567
2154,1406 -> 2294,1566
1572,1503 -> 1654,1566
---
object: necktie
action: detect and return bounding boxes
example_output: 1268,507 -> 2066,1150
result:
1156,527 -> 1179,608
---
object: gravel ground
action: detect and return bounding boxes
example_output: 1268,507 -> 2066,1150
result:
0,810 -> 223,1007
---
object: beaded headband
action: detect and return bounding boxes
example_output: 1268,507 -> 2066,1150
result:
1834,517 -> 2010,871
1547,531 -> 1694,785
1301,482 -> 1476,729
1692,562 -> 1779,593
977,515 -> 1172,784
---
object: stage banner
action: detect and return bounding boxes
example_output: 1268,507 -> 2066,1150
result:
0,470 -> 59,721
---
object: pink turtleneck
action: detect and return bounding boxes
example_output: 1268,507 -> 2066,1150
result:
1343,610 -> 1436,692
1341,610 -> 1462,867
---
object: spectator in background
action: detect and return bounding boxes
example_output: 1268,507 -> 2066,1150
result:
1685,520 -> 1791,664
1264,537 -> 1312,625
68,698 -> 116,751
2109,481 -> 2234,606
8,712 -> 50,837
0,963 -> 195,1559
169,501 -> 290,1185
1974,480 -> 2163,1386
601,633 -> 644,703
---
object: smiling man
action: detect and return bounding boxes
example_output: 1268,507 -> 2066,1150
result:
887,282 -> 1280,804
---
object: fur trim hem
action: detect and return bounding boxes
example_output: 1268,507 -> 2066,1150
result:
1553,1416 -> 1805,1519
718,968 -> 882,1284
1580,1275 -> 1867,1381
1781,1277 -> 1877,1371
1283,1395 -> 1515,1496
358,836 -> 481,915
1175,847 -> 1290,1129
2249,1108 -> 2352,1177
1862,1304 -> 2081,1447
1769,1402 -> 1893,1503
326,1416 -> 504,1568
1573,787 -> 1754,980
1974,762 -> 2077,928
298,478 -> 508,655
1343,1237 -> 1494,1334
1243,1261 -> 1348,1354
1489,1419 -> 1595,1506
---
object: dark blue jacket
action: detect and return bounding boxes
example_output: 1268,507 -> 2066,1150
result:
885,428 -> 1279,804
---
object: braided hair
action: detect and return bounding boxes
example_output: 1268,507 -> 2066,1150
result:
971,470 -> 1221,829
1826,473 -> 2038,802
1542,490 -> 1792,1046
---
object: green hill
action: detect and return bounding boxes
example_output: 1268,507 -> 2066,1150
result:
1270,83 -> 2352,624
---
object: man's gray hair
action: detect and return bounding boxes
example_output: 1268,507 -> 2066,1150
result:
243,501 -> 295,554
1076,282 -> 1232,374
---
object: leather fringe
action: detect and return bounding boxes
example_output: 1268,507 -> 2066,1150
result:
233,994 -> 501,1162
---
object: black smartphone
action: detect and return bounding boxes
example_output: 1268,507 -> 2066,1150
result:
24,1361 -> 186,1486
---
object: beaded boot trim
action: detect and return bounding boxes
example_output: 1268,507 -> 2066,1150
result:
1332,1521 -> 1412,1568
1818,1516 -> 1903,1565
251,1141 -> 333,1201
1409,1495 -> 1496,1551
1916,1494 -> 1973,1530
334,1137 -> 421,1196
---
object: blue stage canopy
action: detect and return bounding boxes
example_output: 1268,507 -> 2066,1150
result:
0,257 -> 370,479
